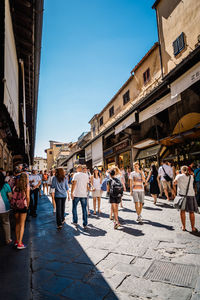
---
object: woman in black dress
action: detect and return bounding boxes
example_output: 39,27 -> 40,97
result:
147,164 -> 160,205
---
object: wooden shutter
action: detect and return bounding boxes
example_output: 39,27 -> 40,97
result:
173,39 -> 179,56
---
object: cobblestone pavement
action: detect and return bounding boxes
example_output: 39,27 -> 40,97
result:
28,192 -> 200,300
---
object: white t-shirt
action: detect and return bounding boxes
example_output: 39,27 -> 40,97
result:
175,174 -> 195,196
158,164 -> 173,181
72,172 -> 89,198
129,171 -> 144,192
29,174 -> 41,187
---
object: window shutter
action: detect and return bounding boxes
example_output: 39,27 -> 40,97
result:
173,39 -> 179,56
178,32 -> 185,52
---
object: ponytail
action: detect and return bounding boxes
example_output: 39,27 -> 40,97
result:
181,166 -> 189,176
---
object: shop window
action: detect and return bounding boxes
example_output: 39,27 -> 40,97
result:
143,68 -> 150,85
99,117 -> 103,127
173,32 -> 185,56
123,90 -> 130,105
109,106 -> 114,118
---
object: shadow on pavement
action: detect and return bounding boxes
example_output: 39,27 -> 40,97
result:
29,195 -> 118,300
118,226 -> 145,237
143,219 -> 175,231
143,206 -> 163,211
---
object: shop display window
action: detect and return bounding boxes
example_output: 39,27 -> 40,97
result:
118,151 -> 130,169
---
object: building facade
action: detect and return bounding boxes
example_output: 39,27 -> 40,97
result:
33,157 -> 47,172
0,0 -> 43,170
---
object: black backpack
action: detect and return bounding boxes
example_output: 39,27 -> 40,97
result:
110,177 -> 123,198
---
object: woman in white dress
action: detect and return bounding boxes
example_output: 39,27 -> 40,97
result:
91,167 -> 102,215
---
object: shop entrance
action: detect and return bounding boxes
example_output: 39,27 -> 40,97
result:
118,151 -> 130,169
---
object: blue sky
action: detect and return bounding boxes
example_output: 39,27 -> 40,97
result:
35,0 -> 157,157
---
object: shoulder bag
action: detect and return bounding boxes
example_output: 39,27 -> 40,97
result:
162,166 -> 172,182
173,175 -> 191,210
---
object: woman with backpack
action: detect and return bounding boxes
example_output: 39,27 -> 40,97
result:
107,169 -> 123,229
11,172 -> 30,249
0,172 -> 12,244
91,167 -> 102,215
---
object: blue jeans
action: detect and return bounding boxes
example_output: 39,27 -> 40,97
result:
196,182 -> 200,206
72,197 -> 87,226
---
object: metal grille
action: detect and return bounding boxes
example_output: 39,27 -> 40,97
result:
143,260 -> 196,288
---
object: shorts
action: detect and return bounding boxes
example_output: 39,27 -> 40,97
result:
132,191 -> 144,203
14,207 -> 28,214
162,180 -> 172,190
50,187 -> 55,194
109,196 -> 121,204
43,181 -> 48,184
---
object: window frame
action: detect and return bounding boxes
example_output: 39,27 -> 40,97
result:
109,106 -> 114,118
123,90 -> 130,105
173,32 -> 185,57
99,116 -> 103,127
143,68 -> 150,85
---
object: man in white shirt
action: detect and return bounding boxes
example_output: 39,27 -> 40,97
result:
29,168 -> 41,217
158,160 -> 175,201
71,165 -> 89,228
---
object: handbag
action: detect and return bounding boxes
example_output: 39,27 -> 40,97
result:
173,175 -> 191,210
162,166 -> 172,182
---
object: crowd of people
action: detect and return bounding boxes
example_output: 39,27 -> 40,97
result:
0,159 -> 199,249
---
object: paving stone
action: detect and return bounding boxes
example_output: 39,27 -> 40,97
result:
171,254 -> 200,266
32,269 -> 54,289
195,277 -> 200,293
117,276 -> 192,300
96,252 -> 134,271
74,248 -> 108,265
191,294 -> 200,300
38,275 -> 73,295
61,281 -> 110,300
55,262 -> 93,280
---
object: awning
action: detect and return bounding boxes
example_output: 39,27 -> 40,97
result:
115,112 -> 136,135
67,158 -> 73,172
136,144 -> 161,160
85,145 -> 92,162
92,136 -> 103,167
171,61 -> 200,98
139,93 -> 181,123
133,139 -> 157,149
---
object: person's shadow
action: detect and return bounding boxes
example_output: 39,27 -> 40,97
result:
79,224 -> 107,237
117,225 -> 144,237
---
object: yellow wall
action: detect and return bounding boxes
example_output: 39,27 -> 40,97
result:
95,45 -> 161,133
46,148 -> 54,171
156,0 -> 200,75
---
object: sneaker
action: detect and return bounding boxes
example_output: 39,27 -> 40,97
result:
53,208 -> 56,213
136,215 -> 140,222
17,243 -> 26,250
14,240 -> 18,247
138,216 -> 143,223
83,225 -> 88,230
71,222 -> 78,227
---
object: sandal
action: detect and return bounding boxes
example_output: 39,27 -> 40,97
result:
192,228 -> 198,232
6,239 -> 12,245
114,223 -> 121,230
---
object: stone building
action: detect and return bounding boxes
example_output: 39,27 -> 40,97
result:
33,157 -> 47,172
0,0 -> 43,170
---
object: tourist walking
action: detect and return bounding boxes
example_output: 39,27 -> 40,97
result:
51,168 -> 70,229
71,165 -> 89,229
174,166 -> 199,232
0,172 -> 12,245
91,167 -> 102,215
194,164 -> 200,207
107,169 -> 123,229
147,164 -> 160,205
158,160 -> 175,201
82,165 -> 91,216
42,170 -> 49,195
48,169 -> 56,213
29,168 -> 41,217
11,172 -> 30,249
129,162 -> 146,223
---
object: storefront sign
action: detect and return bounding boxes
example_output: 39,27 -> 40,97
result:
115,112 -> 136,135
104,148 -> 113,157
171,61 -> 200,98
139,93 -> 181,123
114,140 -> 129,152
